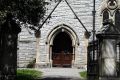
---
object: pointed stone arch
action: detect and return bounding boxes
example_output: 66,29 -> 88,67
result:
115,9 -> 120,31
46,24 -> 79,46
102,9 -> 109,22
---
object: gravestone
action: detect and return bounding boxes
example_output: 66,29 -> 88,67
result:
96,19 -> 120,80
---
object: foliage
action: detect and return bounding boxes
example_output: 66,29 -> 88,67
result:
0,0 -> 47,26
27,59 -> 36,68
80,71 -> 87,79
17,69 -> 42,80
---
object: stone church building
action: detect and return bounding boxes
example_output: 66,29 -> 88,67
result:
17,0 -> 120,68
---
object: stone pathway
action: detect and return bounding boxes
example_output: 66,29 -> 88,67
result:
36,68 -> 86,80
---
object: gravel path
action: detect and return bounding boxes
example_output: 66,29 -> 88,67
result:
36,68 -> 86,80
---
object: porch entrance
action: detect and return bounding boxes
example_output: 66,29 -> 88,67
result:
52,32 -> 73,67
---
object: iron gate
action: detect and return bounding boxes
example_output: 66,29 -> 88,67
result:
87,40 -> 99,80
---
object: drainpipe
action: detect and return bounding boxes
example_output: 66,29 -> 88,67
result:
92,0 -> 96,62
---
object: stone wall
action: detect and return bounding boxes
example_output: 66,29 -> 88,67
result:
17,28 -> 36,67
17,0 -> 101,68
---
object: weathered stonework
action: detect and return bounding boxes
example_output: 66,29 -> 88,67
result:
17,0 -> 101,68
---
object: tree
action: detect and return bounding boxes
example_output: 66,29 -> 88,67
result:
0,0 -> 47,26
0,1 -> 47,79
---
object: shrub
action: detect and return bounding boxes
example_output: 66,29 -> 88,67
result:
80,71 -> 87,79
27,59 -> 36,68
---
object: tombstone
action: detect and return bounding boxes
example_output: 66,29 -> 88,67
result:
0,13 -> 21,80
96,19 -> 120,80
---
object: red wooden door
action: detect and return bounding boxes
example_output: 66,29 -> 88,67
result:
52,51 -> 73,67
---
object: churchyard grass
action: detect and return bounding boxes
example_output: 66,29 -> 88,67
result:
17,69 -> 42,80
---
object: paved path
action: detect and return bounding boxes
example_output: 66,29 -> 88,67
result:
36,68 -> 86,80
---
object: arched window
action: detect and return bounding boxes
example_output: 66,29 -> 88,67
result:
103,10 -> 109,22
115,10 -> 120,31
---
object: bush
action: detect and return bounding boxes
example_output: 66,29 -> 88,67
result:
17,69 -> 42,80
27,59 -> 36,68
80,71 -> 87,79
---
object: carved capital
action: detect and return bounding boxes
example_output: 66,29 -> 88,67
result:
35,30 -> 41,38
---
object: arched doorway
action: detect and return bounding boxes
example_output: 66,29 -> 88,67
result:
52,32 -> 73,67
46,24 -> 79,68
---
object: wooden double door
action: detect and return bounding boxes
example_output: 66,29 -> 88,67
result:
52,51 -> 73,67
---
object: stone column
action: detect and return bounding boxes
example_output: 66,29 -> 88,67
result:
35,30 -> 40,68
74,45 -> 79,67
72,46 -> 75,67
73,46 -> 75,60
101,39 -> 116,76
84,38 -> 89,66
49,45 -> 53,67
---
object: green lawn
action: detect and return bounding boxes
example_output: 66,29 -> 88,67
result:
80,71 -> 87,79
17,69 -> 42,80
